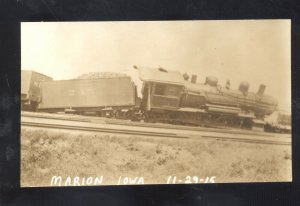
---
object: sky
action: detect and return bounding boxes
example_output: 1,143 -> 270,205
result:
21,20 -> 291,112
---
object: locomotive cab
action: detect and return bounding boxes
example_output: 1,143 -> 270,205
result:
141,82 -> 184,111
136,66 -> 185,122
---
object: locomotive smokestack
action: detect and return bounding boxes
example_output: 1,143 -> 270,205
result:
239,81 -> 250,94
225,79 -> 231,89
183,73 -> 190,81
191,75 -> 197,84
257,84 -> 266,95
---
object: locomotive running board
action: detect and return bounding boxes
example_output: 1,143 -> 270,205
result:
206,104 -> 241,114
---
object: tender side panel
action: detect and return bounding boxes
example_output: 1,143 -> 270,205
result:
39,78 -> 136,110
40,80 -> 75,109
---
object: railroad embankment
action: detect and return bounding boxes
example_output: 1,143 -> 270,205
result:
21,128 -> 291,186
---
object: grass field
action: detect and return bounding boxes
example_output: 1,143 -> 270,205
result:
21,128 -> 291,186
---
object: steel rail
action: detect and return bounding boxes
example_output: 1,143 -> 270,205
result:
104,120 -> 274,137
21,121 -> 186,139
21,112 -> 275,137
201,135 -> 290,146
21,112 -> 91,122
21,120 -> 290,146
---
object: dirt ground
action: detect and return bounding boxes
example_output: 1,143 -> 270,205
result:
21,128 -> 292,187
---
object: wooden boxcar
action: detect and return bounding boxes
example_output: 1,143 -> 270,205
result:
21,70 -> 52,111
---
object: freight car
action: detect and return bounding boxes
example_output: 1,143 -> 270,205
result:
134,66 -> 278,130
38,76 -> 139,118
264,111 -> 291,133
21,70 -> 52,111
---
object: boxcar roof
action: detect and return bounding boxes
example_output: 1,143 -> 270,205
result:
137,67 -> 185,85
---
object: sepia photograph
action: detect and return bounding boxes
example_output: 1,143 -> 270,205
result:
20,20 -> 291,187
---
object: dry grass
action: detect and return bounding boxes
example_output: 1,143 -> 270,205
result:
21,128 -> 292,186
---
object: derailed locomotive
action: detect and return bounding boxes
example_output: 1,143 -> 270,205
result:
21,66 -> 282,131
135,66 -> 278,129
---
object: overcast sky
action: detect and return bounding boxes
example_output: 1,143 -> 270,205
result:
21,20 -> 291,112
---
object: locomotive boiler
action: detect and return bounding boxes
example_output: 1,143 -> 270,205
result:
135,66 -> 278,129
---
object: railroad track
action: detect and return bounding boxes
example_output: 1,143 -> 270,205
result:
104,119 -> 274,137
22,112 -> 275,137
21,118 -> 291,146
201,135 -> 290,145
21,112 -> 91,122
21,121 -> 186,139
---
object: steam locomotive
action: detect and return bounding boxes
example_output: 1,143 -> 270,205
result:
135,66 -> 277,130
21,66 -> 281,131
